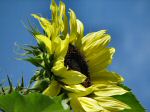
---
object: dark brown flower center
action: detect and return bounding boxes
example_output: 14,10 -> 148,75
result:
64,44 -> 91,87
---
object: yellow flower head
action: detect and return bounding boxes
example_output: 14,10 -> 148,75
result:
28,0 -> 131,111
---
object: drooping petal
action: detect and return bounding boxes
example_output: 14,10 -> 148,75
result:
52,59 -> 86,85
93,83 -> 128,97
35,35 -> 53,54
32,14 -> 52,38
62,84 -> 93,97
94,96 -> 131,111
91,70 -> 124,84
42,80 -> 61,97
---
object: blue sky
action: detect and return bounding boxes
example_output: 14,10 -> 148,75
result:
0,0 -> 149,110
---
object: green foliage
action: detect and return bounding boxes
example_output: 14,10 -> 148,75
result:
0,92 -> 71,112
114,85 -> 145,112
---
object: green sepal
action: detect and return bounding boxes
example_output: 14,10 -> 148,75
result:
24,18 -> 41,36
23,45 -> 42,56
29,69 -> 45,85
7,75 -> 13,94
15,76 -> 25,92
23,56 -> 43,67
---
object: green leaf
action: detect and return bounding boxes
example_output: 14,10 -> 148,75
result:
43,95 -> 70,112
0,92 -> 71,112
113,85 -> 145,112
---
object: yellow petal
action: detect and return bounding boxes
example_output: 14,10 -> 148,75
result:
55,34 -> 69,58
35,35 -> 53,54
69,9 -> 77,43
87,48 -> 115,73
93,83 -> 128,97
42,80 -> 61,97
94,96 -> 131,111
77,19 -> 84,38
91,70 -> 124,84
62,84 -> 93,97
86,48 -> 115,65
81,30 -> 107,50
59,1 -> 65,18
82,30 -> 106,43
69,94 -> 110,112
32,14 -> 52,38
50,0 -> 58,22
50,0 -> 61,38
69,94 -> 85,112
75,19 -> 84,49
78,97 -> 105,112
59,1 -> 68,37
52,59 -> 86,85
83,34 -> 111,57
52,36 -> 61,55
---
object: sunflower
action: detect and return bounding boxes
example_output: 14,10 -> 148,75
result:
27,0 -> 131,111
